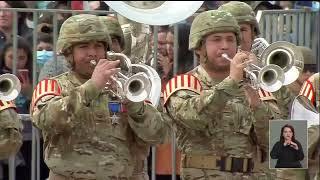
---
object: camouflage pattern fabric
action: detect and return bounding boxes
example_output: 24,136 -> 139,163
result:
99,16 -> 125,50
189,10 -> 240,50
31,71 -> 169,179
164,65 -> 277,180
218,1 -> 260,36
117,14 -> 151,64
0,102 -> 23,160
56,14 -> 112,55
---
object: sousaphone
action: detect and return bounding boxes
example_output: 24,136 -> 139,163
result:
104,1 -> 204,25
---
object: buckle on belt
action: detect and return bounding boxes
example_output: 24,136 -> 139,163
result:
183,155 -> 254,173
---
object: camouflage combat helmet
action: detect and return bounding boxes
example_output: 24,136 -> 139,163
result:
57,14 -> 112,55
218,1 -> 261,36
296,46 -> 315,65
99,16 -> 125,50
189,10 -> 240,50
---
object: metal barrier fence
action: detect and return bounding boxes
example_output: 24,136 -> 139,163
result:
256,9 -> 320,66
0,7 -> 182,180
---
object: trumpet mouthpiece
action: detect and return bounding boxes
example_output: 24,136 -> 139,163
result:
90,60 -> 97,66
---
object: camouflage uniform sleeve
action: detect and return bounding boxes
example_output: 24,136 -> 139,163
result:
308,125 -> 319,159
166,77 -> 243,131
0,109 -> 23,160
273,86 -> 295,119
32,79 -> 100,134
125,101 -> 170,145
253,101 -> 281,153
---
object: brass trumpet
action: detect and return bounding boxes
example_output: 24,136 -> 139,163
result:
222,53 -> 285,92
0,74 -> 21,101
90,51 -> 161,105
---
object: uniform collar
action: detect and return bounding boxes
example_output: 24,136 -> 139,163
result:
194,65 -> 225,87
68,71 -> 90,86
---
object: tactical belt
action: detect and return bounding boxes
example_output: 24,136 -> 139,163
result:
182,154 -> 254,173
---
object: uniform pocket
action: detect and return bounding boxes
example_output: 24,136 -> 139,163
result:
233,103 -> 253,135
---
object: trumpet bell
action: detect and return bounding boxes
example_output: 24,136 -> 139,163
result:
105,1 -> 204,25
124,72 -> 151,103
132,63 -> 161,106
0,74 -> 21,101
258,64 -> 285,92
260,41 -> 304,85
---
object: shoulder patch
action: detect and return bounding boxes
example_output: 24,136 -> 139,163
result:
30,79 -> 61,113
299,80 -> 315,105
163,74 -> 202,106
0,100 -> 16,112
258,88 -> 276,101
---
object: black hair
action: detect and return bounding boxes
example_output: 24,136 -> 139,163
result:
0,37 -> 33,79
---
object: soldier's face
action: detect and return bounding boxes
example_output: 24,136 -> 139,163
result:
72,41 -> 106,78
239,23 -> 254,52
200,32 -> 237,72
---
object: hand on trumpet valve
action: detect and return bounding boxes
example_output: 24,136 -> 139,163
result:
91,59 -> 121,89
227,52 -> 252,83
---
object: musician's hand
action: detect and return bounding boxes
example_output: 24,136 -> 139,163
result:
91,59 -> 120,89
229,52 -> 251,82
243,85 -> 262,109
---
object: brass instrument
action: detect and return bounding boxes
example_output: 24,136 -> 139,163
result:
105,1 -> 204,25
0,74 -> 21,101
90,51 -> 161,106
252,39 -> 304,86
222,53 -> 285,92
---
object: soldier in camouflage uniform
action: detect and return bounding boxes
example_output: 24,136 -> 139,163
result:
218,2 -> 284,179
163,10 -> 277,180
295,73 -> 319,180
0,100 -> 23,160
30,14 -> 168,180
218,1 -> 294,120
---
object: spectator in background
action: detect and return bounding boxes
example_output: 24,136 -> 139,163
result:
46,1 -> 71,22
175,23 -> 195,74
36,33 -> 54,76
0,37 -> 32,114
0,1 -> 32,49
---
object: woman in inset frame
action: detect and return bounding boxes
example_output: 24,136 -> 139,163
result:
270,124 -> 305,168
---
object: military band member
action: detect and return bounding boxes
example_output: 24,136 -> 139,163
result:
0,100 -> 23,160
163,10 -> 276,179
30,14 -> 168,180
299,73 -> 319,180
